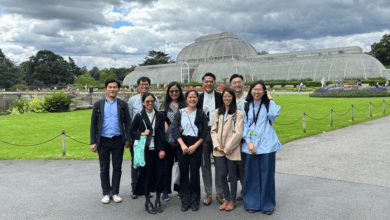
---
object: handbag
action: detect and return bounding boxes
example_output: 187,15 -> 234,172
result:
133,135 -> 146,168
166,124 -> 179,147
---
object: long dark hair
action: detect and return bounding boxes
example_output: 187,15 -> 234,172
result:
163,82 -> 185,111
218,88 -> 237,115
245,80 -> 270,110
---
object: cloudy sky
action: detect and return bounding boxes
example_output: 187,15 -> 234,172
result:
0,0 -> 389,69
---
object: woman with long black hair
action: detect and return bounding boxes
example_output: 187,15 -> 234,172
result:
211,88 -> 244,211
170,90 -> 208,212
130,92 -> 166,214
242,80 -> 282,215
160,82 -> 186,201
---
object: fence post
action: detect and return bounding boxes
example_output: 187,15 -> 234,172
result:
369,101 -> 372,118
351,104 -> 354,121
303,112 -> 306,133
61,130 -> 66,156
382,99 -> 386,114
330,108 -> 333,127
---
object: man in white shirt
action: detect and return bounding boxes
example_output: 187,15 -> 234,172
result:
127,76 -> 158,199
229,73 -> 247,200
197,72 -> 223,206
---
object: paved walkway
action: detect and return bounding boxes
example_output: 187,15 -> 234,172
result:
1,116 -> 390,220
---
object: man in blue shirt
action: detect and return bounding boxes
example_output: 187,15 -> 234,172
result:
127,76 -> 158,199
90,79 -> 132,204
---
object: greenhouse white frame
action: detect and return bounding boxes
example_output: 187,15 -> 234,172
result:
124,32 -> 387,86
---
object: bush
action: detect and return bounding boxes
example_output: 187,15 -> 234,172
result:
28,95 -> 45,113
9,98 -> 29,114
43,92 -> 72,112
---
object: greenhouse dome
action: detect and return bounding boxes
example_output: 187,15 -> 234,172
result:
123,32 -> 387,86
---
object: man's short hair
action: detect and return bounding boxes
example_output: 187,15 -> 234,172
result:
229,74 -> 244,83
202,72 -> 216,81
105,79 -> 121,88
137,76 -> 151,85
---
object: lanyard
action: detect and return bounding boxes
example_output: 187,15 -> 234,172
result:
251,101 -> 262,126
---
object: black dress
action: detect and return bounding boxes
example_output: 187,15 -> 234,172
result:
130,109 -> 167,196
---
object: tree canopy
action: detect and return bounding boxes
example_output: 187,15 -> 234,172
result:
140,50 -> 174,66
22,50 -> 76,87
369,34 -> 390,66
0,49 -> 21,89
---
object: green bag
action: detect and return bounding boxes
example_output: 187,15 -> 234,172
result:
133,136 -> 146,168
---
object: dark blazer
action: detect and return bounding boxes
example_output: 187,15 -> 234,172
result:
130,109 -> 167,152
171,108 -> 208,141
197,91 -> 223,110
90,98 -> 132,147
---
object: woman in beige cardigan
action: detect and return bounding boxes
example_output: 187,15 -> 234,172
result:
211,88 -> 244,211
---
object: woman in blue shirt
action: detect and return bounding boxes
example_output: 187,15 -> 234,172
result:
242,80 -> 282,215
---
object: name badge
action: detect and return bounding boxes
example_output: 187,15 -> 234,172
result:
250,130 -> 257,137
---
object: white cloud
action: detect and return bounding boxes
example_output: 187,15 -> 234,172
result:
0,0 -> 389,69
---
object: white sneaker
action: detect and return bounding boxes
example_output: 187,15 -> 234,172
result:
101,195 -> 110,204
112,195 -> 122,203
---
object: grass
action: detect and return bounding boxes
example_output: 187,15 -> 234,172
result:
1,94 -> 390,159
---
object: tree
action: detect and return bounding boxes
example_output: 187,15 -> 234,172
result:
74,73 -> 98,86
68,57 -> 82,77
0,49 -> 22,89
22,50 -> 77,87
140,50 -> 174,66
89,66 -> 100,80
99,68 -> 118,83
369,34 -> 390,66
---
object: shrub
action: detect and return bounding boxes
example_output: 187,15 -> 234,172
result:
43,92 -> 72,112
9,98 -> 29,114
28,95 -> 45,113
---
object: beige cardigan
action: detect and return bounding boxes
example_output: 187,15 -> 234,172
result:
211,109 -> 244,161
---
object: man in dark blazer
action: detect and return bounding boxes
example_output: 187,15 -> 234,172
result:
90,79 -> 132,204
196,72 -> 224,206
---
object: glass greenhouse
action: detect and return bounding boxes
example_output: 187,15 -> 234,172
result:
124,32 -> 386,86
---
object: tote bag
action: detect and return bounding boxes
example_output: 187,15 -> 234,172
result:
133,135 -> 146,168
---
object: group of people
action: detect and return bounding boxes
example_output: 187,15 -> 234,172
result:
89,72 -> 283,215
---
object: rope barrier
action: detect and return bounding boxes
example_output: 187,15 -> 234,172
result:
274,117 -> 301,125
306,112 -> 330,120
333,108 -> 351,116
65,134 -> 90,146
0,134 -> 61,147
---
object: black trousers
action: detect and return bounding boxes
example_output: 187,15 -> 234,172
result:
163,145 -> 175,194
137,149 -> 165,197
98,136 -> 124,196
176,136 -> 202,208
129,146 -> 139,194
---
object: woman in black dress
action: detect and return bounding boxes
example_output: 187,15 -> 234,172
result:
130,92 -> 167,214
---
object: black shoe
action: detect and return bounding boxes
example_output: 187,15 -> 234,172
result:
181,205 -> 189,212
247,209 -> 256,213
155,200 -> 163,213
191,206 -> 199,211
263,208 -> 274,215
145,201 -> 156,214
131,193 -> 138,199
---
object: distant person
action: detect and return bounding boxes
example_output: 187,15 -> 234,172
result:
229,73 -> 247,200
242,80 -> 282,215
160,82 -> 186,201
128,76 -> 158,199
321,77 -> 326,88
197,72 -> 224,205
130,92 -> 166,214
171,90 -> 208,212
357,79 -> 362,87
211,88 -> 244,211
90,79 -> 132,204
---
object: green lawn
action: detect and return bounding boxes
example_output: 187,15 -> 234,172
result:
1,94 -> 389,159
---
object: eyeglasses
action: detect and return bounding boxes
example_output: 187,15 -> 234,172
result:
169,90 -> 180,94
145,100 -> 154,103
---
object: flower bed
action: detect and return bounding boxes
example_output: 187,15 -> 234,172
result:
310,87 -> 390,98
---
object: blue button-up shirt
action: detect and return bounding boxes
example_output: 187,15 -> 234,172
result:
128,94 -> 159,121
101,98 -> 121,138
241,100 -> 283,154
